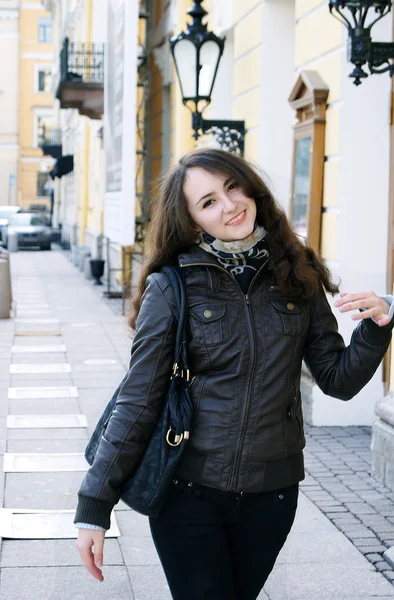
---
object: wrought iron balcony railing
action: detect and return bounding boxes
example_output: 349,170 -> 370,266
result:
38,127 -> 62,147
60,37 -> 104,84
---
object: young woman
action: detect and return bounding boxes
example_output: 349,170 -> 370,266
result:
75,148 -> 394,600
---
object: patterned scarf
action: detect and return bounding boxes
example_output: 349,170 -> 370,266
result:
198,225 -> 270,293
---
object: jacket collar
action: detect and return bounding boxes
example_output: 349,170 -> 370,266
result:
178,245 -> 275,272
178,245 -> 222,268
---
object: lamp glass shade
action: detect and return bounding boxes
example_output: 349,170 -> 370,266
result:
173,39 -> 197,99
199,40 -> 221,98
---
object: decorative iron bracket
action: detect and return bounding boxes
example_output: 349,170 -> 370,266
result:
329,1 -> 394,85
192,112 -> 246,155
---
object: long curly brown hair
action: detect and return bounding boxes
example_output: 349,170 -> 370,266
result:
129,148 -> 339,330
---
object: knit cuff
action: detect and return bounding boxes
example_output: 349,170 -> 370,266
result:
361,317 -> 394,347
74,495 -> 114,531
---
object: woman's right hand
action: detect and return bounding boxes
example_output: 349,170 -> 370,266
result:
76,528 -> 106,582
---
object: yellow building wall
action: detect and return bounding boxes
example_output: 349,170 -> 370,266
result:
18,1 -> 55,210
232,2 -> 262,163
295,1 -> 343,262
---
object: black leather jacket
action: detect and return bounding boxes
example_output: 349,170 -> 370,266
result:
75,247 -> 393,529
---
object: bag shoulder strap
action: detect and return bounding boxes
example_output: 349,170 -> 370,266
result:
161,266 -> 189,374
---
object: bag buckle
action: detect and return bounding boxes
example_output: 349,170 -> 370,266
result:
171,363 -> 190,382
166,428 -> 184,447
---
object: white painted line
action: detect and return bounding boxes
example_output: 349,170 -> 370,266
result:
16,304 -> 49,309
7,415 -> 87,429
3,453 -> 88,472
8,386 -> 78,399
84,358 -> 118,365
15,331 -> 61,337
10,364 -> 71,374
11,345 -> 66,353
16,312 -> 52,317
15,319 -> 59,324
0,509 -> 120,539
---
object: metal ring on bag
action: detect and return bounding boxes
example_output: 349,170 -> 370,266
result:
166,429 -> 184,447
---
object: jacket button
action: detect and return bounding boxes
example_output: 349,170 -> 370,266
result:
287,303 -> 295,311
204,310 -> 213,319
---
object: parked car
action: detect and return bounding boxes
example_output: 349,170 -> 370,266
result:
1,212 -> 52,250
0,205 -> 21,241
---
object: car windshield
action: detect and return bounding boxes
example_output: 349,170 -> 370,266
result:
8,214 -> 46,226
0,208 -> 20,219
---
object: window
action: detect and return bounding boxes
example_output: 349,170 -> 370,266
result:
35,113 -> 53,146
37,172 -> 51,197
288,71 -> 329,254
38,17 -> 52,43
37,68 -> 52,92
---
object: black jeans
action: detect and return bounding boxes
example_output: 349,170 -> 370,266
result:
149,479 -> 299,600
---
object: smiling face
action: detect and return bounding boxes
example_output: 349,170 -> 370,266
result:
184,167 -> 257,242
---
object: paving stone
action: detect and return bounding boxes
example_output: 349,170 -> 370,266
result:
344,503 -> 379,515
9,397 -> 80,415
7,428 -> 88,440
264,563 -> 394,598
365,553 -> 384,564
375,560 -> 392,572
383,570 -> 394,582
342,527 -> 377,539
357,545 -> 388,554
127,565 -> 171,600
6,439 -> 88,453
4,471 -> 85,509
0,566 -> 133,600
0,538 -> 123,566
119,535 -> 161,566
319,507 -> 349,515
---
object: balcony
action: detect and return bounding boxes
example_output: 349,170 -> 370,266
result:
56,38 -> 104,120
38,127 -> 62,159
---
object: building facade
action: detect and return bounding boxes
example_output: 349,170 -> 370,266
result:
0,0 -> 19,208
18,0 -> 56,211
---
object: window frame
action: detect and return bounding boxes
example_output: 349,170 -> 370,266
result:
288,71 -> 329,254
36,172 -> 51,198
34,64 -> 52,94
33,108 -> 54,148
38,17 -> 52,44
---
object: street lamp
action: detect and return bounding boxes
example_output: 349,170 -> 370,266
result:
329,1 -> 394,85
169,0 -> 246,154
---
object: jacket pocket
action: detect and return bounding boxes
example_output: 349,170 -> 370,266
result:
188,302 -> 230,346
287,385 -> 303,442
267,296 -> 307,336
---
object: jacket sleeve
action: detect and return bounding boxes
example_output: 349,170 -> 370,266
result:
303,288 -> 393,401
74,273 -> 176,529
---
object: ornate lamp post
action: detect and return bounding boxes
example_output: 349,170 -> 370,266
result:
169,0 -> 246,154
329,1 -> 394,85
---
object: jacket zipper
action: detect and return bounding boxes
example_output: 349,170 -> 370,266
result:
179,257 -> 270,490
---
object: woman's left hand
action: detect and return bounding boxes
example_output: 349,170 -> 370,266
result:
334,291 -> 391,327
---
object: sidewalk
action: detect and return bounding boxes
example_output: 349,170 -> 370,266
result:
0,248 -> 393,599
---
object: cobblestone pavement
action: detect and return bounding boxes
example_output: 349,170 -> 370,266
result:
303,425 -> 394,585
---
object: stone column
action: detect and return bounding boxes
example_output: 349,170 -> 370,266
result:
372,394 -> 394,492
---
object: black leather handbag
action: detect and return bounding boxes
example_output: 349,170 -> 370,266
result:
85,266 -> 193,517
